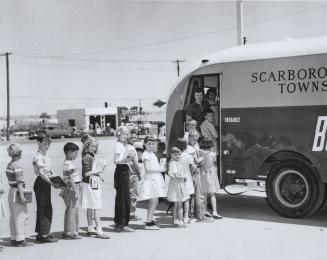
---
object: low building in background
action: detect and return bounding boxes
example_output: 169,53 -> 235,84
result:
57,107 -> 118,133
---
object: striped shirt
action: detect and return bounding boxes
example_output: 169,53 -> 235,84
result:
200,119 -> 218,140
6,161 -> 25,187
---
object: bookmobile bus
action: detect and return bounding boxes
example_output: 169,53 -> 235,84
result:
166,36 -> 327,218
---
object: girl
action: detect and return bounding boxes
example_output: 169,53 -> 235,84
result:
183,120 -> 197,142
199,139 -> 222,219
113,126 -> 136,232
138,135 -> 167,230
6,143 -> 34,247
167,147 -> 189,228
176,138 -> 195,224
81,137 -> 109,239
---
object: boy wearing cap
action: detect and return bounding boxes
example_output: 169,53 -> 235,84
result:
6,143 -> 34,247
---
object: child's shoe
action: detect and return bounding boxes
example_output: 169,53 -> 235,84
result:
144,221 -> 160,230
14,240 -> 34,247
173,219 -> 179,226
122,226 -> 135,232
95,233 -> 110,239
87,226 -> 97,236
62,233 -> 82,240
212,213 -> 223,220
183,217 -> 190,224
177,221 -> 186,228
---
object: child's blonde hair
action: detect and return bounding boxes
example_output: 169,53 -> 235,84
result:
188,129 -> 199,138
186,120 -> 197,130
116,126 -> 130,138
7,143 -> 22,158
82,137 -> 98,155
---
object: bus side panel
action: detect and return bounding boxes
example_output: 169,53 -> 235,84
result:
221,105 -> 327,187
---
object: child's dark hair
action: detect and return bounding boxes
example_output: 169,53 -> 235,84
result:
64,142 -> 79,154
199,138 -> 214,149
175,138 -> 187,151
135,147 -> 144,153
36,133 -> 51,143
157,141 -> 166,152
204,108 -> 214,116
144,135 -> 157,144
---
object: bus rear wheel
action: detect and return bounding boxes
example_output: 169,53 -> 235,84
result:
266,160 -> 320,218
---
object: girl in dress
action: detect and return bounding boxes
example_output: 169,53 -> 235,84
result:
176,138 -> 195,224
81,137 -> 109,239
138,136 -> 167,230
167,147 -> 189,228
199,139 -> 222,219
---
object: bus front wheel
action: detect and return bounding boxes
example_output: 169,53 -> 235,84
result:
266,160 -> 320,218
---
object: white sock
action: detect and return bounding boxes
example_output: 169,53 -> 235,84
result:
88,226 -> 96,232
96,226 -> 103,235
173,219 -> 178,225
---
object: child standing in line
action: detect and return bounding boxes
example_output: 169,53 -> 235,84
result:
199,139 -> 222,219
175,138 -> 195,224
61,142 -> 82,239
138,136 -> 167,230
126,130 -> 142,221
6,143 -> 33,247
113,126 -> 136,232
81,138 -> 109,239
0,175 -> 6,251
33,134 -> 61,243
167,147 -> 189,228
186,131 -> 213,223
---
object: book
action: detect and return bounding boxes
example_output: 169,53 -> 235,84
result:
50,176 -> 67,187
13,190 -> 32,204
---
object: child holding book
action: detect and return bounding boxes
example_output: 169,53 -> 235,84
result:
6,143 -> 33,247
61,142 -> 82,239
33,133 -> 61,243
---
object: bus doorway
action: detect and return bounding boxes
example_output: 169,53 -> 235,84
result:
184,74 -> 221,178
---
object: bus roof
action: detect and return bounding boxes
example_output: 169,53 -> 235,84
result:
202,36 -> 327,65
168,36 -> 327,99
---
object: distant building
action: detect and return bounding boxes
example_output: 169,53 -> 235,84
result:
57,107 -> 118,131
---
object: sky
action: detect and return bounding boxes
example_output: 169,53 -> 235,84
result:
0,0 -> 326,116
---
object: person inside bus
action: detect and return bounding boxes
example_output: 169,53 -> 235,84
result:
185,82 -> 210,131
200,108 -> 218,152
206,88 -> 218,128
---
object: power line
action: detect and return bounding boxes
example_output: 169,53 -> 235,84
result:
0,95 -> 165,101
12,4 -> 325,59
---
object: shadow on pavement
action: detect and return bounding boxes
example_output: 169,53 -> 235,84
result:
136,194 -> 327,228
217,194 -> 327,227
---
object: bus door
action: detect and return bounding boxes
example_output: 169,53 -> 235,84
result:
185,74 -> 221,180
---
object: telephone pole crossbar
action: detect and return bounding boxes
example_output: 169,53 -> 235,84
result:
172,59 -> 186,77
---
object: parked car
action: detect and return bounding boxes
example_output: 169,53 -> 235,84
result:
10,131 -> 29,140
40,126 -> 73,139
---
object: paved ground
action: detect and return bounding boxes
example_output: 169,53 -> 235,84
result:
0,137 -> 326,260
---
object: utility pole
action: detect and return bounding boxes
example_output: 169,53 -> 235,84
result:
236,0 -> 244,46
138,98 -> 142,137
0,52 -> 12,141
172,59 -> 186,77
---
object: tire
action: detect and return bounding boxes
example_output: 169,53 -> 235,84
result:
266,160 -> 320,218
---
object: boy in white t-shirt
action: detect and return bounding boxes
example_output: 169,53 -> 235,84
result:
62,142 -> 82,239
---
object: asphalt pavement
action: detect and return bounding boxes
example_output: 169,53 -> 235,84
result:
0,137 -> 326,260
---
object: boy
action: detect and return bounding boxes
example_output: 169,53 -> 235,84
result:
62,142 -> 82,239
200,108 -> 218,152
33,133 -> 61,243
6,143 -> 34,247
126,131 -> 142,221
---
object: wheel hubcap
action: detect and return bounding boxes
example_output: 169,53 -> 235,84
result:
274,169 -> 309,208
